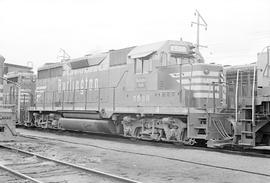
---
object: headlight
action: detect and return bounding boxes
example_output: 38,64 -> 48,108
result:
204,68 -> 210,75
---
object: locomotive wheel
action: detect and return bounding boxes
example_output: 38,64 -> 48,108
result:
134,127 -> 142,138
186,138 -> 196,145
116,123 -> 124,135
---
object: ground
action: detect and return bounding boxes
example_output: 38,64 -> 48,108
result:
2,128 -> 270,183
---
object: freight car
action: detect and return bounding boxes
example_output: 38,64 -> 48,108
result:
3,71 -> 35,124
25,40 -> 233,146
0,55 -> 17,141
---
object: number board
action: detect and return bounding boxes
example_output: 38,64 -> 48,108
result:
170,45 -> 188,54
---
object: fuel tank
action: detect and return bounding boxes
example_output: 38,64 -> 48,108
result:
61,111 -> 101,119
58,118 -> 117,134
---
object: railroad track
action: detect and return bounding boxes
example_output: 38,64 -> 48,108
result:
15,130 -> 270,178
0,144 -> 141,183
17,126 -> 270,158
0,167 -> 33,183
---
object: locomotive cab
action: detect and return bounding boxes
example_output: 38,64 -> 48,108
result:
125,40 -> 225,111
126,40 -> 197,91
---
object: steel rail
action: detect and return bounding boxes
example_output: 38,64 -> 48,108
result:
17,133 -> 270,177
0,163 -> 43,183
0,144 -> 141,183
19,128 -> 270,158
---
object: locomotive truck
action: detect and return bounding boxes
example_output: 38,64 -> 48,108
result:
25,40 -> 234,146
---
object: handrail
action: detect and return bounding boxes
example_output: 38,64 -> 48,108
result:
252,65 -> 256,127
251,64 -> 256,146
112,70 -> 126,111
186,60 -> 194,139
115,70 -> 128,88
235,69 -> 240,123
262,46 -> 269,77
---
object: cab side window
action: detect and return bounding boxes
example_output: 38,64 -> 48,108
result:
169,55 -> 182,65
135,59 -> 143,74
134,56 -> 153,74
160,52 -> 168,66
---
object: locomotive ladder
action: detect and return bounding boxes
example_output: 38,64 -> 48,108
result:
236,65 -> 257,146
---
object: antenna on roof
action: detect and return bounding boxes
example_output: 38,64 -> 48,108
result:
191,9 -> 208,51
57,48 -> 70,62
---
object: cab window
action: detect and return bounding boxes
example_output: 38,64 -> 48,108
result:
160,52 -> 168,66
169,56 -> 182,65
134,56 -> 152,74
169,55 -> 190,65
135,59 -> 143,74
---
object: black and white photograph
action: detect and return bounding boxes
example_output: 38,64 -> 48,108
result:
0,0 -> 270,182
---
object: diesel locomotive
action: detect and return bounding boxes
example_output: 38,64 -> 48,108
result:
224,48 -> 270,147
6,40 -> 270,147
25,40 -> 233,146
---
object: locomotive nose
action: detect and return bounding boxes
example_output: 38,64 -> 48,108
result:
158,63 -> 225,110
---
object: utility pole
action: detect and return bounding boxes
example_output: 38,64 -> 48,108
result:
191,10 -> 207,51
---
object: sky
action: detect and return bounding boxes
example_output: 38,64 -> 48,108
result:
0,0 -> 269,71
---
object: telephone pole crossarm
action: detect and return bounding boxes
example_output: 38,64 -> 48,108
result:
191,10 -> 208,51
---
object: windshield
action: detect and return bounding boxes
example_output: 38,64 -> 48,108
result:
168,55 -> 190,66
